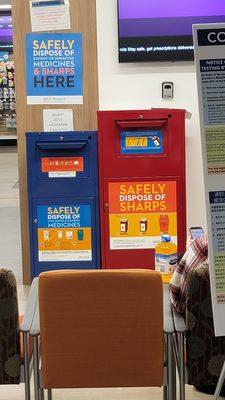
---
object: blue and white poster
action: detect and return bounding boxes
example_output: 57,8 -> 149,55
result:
37,205 -> 92,262
121,130 -> 164,155
26,33 -> 83,105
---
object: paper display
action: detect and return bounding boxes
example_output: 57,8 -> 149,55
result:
108,181 -> 177,250
43,109 -> 74,131
193,23 -> 225,336
200,58 -> 225,175
29,0 -> 71,32
209,191 -> 225,303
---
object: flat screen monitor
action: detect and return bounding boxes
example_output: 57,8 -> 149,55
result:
118,0 -> 225,62
0,14 -> 13,51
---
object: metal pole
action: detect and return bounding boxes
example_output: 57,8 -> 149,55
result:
163,384 -> 168,400
172,345 -> 177,400
214,361 -> 225,400
33,336 -> 40,400
178,333 -> 185,400
167,334 -> 174,400
47,389 -> 53,400
39,388 -> 45,400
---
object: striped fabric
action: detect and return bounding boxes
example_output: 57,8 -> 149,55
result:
169,235 -> 208,314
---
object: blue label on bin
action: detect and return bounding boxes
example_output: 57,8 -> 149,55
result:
121,130 -> 163,154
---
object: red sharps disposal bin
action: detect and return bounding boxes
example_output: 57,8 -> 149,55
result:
98,109 -> 187,269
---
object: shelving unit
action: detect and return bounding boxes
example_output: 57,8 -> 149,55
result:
0,55 -> 17,141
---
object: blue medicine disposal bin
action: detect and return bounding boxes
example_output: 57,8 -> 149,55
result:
26,131 -> 100,277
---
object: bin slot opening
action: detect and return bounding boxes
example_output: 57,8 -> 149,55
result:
116,119 -> 167,129
36,141 -> 88,151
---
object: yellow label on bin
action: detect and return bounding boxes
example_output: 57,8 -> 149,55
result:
125,136 -> 148,148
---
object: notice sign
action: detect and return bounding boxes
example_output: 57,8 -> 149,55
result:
37,205 -> 92,262
41,156 -> 83,178
29,0 -> 71,32
41,157 -> 84,178
193,23 -> 225,336
26,33 -> 83,105
43,109 -> 74,131
200,59 -> 225,175
121,130 -> 164,155
108,181 -> 177,250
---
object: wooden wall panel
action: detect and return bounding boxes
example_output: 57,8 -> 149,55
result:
12,0 -> 99,283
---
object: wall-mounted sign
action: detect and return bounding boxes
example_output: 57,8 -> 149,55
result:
193,23 -> 225,337
26,33 -> 83,105
121,130 -> 163,155
43,109 -> 74,131
41,156 -> 84,178
29,0 -> 71,32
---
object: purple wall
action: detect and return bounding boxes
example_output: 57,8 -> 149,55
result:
119,0 -> 225,19
0,16 -> 13,43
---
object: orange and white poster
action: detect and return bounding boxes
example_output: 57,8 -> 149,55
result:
109,181 -> 177,250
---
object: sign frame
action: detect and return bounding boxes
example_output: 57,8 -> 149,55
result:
193,23 -> 225,337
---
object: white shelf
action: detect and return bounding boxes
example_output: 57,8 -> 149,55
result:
0,134 -> 17,140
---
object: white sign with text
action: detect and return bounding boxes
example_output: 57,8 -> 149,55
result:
29,0 -> 71,32
43,109 -> 74,132
193,23 -> 225,337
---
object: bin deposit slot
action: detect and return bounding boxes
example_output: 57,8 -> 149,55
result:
36,141 -> 88,151
116,119 -> 167,129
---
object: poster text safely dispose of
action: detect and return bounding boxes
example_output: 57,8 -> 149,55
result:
37,204 -> 92,261
26,33 -> 83,104
109,181 -> 177,249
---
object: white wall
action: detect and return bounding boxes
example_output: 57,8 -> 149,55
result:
96,0 -> 207,232
0,0 -> 11,6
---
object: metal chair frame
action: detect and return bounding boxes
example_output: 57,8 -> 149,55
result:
20,277 -> 39,400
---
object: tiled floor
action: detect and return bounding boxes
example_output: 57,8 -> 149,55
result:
0,146 -> 221,399
0,383 -> 214,400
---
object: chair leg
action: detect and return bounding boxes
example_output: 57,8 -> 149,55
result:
172,350 -> 177,400
39,388 -> 45,400
178,333 -> 185,400
33,336 -> 40,400
167,334 -> 175,400
23,332 -> 31,400
214,361 -> 225,400
163,384 -> 168,400
47,389 -> 52,400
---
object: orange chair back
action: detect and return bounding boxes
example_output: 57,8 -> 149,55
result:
39,270 -> 164,389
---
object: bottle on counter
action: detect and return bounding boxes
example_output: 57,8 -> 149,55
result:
155,235 -> 177,284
